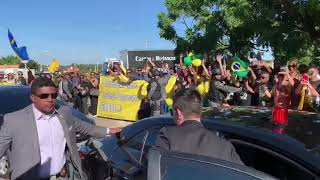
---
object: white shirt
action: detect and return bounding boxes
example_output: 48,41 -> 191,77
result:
33,105 -> 66,178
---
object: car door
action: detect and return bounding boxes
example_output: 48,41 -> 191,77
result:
118,125 -> 166,175
148,148 -> 278,180
202,120 -> 320,179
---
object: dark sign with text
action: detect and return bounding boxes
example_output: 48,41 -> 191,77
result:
126,50 -> 176,69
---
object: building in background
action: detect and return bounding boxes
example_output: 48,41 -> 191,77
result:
119,49 -> 176,69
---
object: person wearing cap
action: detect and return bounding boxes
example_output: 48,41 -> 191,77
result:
143,61 -> 170,116
208,60 -> 243,108
16,71 -> 27,85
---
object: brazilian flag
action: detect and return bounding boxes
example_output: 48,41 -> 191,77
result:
231,57 -> 249,77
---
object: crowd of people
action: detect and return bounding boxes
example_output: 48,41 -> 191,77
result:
1,51 -> 319,118
0,70 -> 34,85
107,51 -> 320,118
0,52 -> 319,180
0,69 -> 101,116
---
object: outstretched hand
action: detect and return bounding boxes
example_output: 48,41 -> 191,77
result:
216,54 -> 223,64
109,127 -> 122,134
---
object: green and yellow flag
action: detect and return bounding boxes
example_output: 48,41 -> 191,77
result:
231,57 -> 249,77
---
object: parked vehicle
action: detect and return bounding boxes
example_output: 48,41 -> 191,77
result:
91,107 -> 320,180
0,85 -> 96,178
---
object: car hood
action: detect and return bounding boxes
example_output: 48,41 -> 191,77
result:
202,106 -> 320,154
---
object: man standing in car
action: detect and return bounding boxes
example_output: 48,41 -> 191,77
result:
156,88 -> 243,165
0,77 -> 121,180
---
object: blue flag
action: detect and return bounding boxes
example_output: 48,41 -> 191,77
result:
8,30 -> 29,61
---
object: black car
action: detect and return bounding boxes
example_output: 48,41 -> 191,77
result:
147,148 -> 277,180
93,107 -> 320,180
0,85 -> 95,178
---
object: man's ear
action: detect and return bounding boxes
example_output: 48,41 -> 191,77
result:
175,108 -> 184,126
30,95 -> 35,103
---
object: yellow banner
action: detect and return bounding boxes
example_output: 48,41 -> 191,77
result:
0,82 -> 16,86
97,76 -> 149,121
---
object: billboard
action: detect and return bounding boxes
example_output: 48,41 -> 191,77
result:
126,50 -> 176,69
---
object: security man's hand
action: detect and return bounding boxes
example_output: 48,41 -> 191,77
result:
109,127 -> 122,134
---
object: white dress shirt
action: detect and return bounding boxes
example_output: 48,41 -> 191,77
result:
33,105 -> 66,178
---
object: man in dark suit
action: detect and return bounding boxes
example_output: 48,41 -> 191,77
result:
0,77 -> 121,180
156,88 -> 243,165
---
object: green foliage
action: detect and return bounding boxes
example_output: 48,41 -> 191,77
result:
159,0 -> 320,65
26,60 -> 40,69
0,55 -> 21,65
0,56 -> 40,69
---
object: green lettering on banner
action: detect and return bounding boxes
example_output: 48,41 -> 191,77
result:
100,103 -> 122,112
97,76 -> 149,121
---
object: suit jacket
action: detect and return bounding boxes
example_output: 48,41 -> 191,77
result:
156,120 -> 244,165
0,104 -> 107,180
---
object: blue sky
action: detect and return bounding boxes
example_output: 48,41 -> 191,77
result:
0,0 -> 175,65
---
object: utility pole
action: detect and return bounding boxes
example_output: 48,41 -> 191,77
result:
145,40 -> 149,49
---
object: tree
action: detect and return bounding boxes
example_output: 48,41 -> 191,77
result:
158,0 -> 320,66
26,60 -> 39,69
0,55 -> 21,65
0,55 -> 40,70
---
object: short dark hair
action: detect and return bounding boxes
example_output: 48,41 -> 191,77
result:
31,77 -> 57,95
173,88 -> 203,117
299,64 -> 309,74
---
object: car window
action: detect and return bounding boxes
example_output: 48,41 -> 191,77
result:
231,139 -> 318,180
161,156 -> 273,180
123,125 -> 164,151
120,125 -> 166,166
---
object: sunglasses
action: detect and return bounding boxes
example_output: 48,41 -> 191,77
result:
36,93 -> 58,99
288,64 -> 297,68
18,74 -> 23,76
